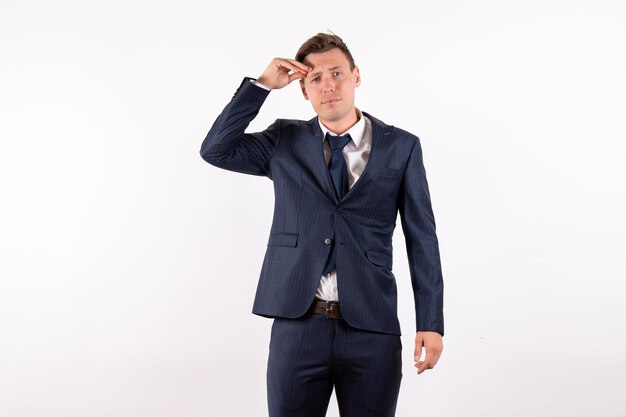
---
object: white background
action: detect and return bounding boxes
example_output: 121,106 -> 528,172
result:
1,0 -> 625,416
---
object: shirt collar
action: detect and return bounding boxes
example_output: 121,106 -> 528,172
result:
318,108 -> 366,148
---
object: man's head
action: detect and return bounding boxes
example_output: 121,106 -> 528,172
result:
295,33 -> 361,131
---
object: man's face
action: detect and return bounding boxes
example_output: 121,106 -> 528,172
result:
300,48 -> 361,126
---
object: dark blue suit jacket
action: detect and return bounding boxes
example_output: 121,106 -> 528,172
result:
201,78 -> 444,336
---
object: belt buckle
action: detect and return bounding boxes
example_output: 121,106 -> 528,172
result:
324,300 -> 341,320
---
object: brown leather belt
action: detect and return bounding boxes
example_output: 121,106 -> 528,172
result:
309,299 -> 343,320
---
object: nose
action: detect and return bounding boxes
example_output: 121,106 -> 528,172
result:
322,76 -> 335,93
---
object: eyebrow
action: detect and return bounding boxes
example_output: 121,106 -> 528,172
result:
307,66 -> 343,79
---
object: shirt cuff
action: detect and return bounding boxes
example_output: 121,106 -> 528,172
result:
250,79 -> 271,91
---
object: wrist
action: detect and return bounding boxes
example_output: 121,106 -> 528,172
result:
253,77 -> 272,91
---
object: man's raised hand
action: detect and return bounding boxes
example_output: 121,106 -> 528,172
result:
257,58 -> 311,90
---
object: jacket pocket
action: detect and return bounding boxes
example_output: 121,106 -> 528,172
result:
267,233 -> 298,247
365,249 -> 392,269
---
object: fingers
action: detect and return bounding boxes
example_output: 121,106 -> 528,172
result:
277,58 -> 310,84
257,58 -> 311,90
288,70 -> 308,83
415,348 -> 442,374
274,58 -> 310,74
414,331 -> 443,375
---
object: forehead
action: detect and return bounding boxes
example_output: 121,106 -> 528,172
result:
302,48 -> 351,69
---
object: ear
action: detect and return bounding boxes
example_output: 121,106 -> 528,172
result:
353,65 -> 361,87
300,79 -> 309,100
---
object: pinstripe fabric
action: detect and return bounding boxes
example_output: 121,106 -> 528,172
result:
201,77 -> 444,336
267,313 -> 402,417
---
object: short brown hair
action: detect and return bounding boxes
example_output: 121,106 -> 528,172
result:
295,33 -> 355,70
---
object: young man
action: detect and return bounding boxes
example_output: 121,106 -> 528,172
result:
201,33 -> 444,417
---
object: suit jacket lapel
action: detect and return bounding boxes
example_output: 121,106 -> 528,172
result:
342,111 -> 394,201
303,117 -> 338,202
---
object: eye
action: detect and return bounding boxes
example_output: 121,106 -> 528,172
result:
311,76 -> 320,83
333,71 -> 342,77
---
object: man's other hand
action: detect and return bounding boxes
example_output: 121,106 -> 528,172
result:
414,331 -> 443,374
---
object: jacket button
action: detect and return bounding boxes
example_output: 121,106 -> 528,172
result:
336,206 -> 343,213
324,238 -> 333,245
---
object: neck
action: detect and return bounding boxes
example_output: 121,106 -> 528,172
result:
320,108 -> 359,135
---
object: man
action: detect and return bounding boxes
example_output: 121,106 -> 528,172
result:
200,33 -> 444,417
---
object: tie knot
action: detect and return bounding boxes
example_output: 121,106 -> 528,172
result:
326,133 -> 351,151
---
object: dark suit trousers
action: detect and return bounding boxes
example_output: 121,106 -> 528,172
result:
267,311 -> 402,417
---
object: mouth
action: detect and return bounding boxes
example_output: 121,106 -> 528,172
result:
322,98 -> 342,105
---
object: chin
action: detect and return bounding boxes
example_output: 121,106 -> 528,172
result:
320,110 -> 344,121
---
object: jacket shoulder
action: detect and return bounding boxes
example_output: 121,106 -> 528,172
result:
363,111 -> 420,144
271,116 -> 319,137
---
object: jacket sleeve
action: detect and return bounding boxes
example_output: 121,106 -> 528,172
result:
200,77 -> 279,178
398,137 -> 445,336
